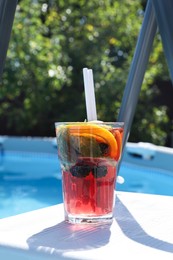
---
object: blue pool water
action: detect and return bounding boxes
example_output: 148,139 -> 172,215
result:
0,152 -> 63,218
1,151 -> 173,218
117,163 -> 173,196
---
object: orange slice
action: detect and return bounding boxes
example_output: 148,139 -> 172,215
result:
114,130 -> 123,160
67,124 -> 118,159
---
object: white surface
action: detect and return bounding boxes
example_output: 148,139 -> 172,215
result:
0,191 -> 173,260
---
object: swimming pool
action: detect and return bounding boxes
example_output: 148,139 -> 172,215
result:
0,151 -> 63,218
1,137 -> 173,218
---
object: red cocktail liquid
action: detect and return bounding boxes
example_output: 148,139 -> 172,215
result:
62,161 -> 116,216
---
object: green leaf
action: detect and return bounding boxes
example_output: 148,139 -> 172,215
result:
56,126 -> 102,166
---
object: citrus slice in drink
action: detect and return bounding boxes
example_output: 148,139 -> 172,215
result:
113,130 -> 123,161
67,124 -> 118,159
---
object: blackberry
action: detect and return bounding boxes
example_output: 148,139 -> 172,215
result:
70,165 -> 91,178
91,166 -> 107,178
99,143 -> 109,156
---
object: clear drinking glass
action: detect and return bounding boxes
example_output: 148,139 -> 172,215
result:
55,121 -> 124,224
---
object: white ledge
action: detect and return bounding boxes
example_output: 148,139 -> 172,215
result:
126,142 -> 156,159
0,191 -> 173,260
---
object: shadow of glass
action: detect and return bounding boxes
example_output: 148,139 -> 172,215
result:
115,196 -> 173,253
27,220 -> 111,257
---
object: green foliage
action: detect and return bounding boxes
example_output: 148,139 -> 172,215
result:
0,0 -> 170,145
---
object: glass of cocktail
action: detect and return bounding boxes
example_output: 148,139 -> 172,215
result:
55,121 -> 124,224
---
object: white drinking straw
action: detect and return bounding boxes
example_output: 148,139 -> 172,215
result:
83,68 -> 97,121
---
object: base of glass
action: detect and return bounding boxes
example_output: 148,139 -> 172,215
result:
65,213 -> 113,224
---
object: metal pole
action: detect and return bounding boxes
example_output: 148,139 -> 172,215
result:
0,0 -> 18,81
118,0 -> 157,151
152,0 -> 173,84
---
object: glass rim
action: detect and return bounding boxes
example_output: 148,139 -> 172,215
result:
55,121 -> 124,127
